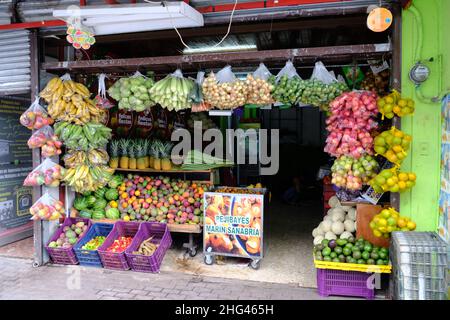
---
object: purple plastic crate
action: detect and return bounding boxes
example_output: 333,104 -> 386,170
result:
97,221 -> 140,270
45,217 -> 91,265
316,268 -> 375,300
125,222 -> 172,273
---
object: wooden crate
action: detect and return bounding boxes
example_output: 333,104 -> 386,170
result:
356,203 -> 390,248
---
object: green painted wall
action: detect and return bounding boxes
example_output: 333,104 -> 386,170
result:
401,0 -> 450,231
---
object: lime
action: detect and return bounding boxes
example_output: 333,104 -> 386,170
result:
323,256 -> 332,262
345,243 -> 354,249
362,251 -> 370,260
332,258 -> 340,263
363,244 -> 373,252
334,247 -> 343,255
321,239 -> 329,246
338,255 -> 346,262
352,251 -> 362,260
357,259 -> 366,265
376,259 -> 385,265
330,252 -> 337,259
322,247 -> 331,257
367,258 -> 375,265
343,247 -> 352,256
371,252 -> 379,260
345,256 -> 353,263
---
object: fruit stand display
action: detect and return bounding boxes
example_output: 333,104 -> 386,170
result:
203,186 -> 267,270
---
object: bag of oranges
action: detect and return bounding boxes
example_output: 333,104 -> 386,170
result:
374,127 -> 412,165
377,90 -> 415,119
369,207 -> 417,238
369,167 -> 416,194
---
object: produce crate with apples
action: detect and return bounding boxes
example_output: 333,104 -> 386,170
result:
73,223 -> 114,268
125,222 -> 172,273
98,221 -> 140,270
45,218 -> 91,265
203,186 -> 267,270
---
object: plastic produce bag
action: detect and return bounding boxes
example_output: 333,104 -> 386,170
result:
253,63 -> 272,81
108,71 -> 155,112
310,61 -> 337,85
20,97 -> 54,130
150,69 -> 194,111
27,125 -> 62,157
24,158 -> 65,187
246,63 -> 274,105
29,192 -> 65,221
203,65 -> 248,109
94,73 -> 114,109
275,60 -> 301,82
342,66 -> 364,88
191,71 -> 212,112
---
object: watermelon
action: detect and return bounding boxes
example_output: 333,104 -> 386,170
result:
106,208 -> 120,220
92,209 -> 106,220
105,188 -> 119,201
108,175 -> 123,188
93,199 -> 108,210
73,197 -> 88,211
85,195 -> 97,207
95,188 -> 107,200
79,210 -> 92,219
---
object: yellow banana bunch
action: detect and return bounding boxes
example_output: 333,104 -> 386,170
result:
40,77 -> 105,125
64,149 -> 109,168
87,149 -> 109,165
63,164 -> 114,193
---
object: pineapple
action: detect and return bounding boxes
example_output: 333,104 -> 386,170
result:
152,140 -> 161,170
136,140 -> 147,170
128,143 -> 137,170
109,140 -> 120,169
160,141 -> 174,171
119,139 -> 130,169
149,140 -> 155,168
142,139 -> 150,168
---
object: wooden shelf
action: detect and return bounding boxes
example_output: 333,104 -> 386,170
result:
41,44 -> 391,74
90,219 -> 202,234
115,168 -> 214,174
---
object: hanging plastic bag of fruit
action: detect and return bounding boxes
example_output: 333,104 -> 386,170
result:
150,69 -> 194,111
373,127 -> 412,165
191,71 -> 212,112
203,65 -> 248,109
369,167 -> 416,194
310,61 -> 337,85
246,63 -> 274,105
29,192 -> 65,221
108,71 -> 155,112
24,158 -> 66,188
94,73 -> 114,110
269,60 -> 303,106
377,90 -> 415,119
27,125 -> 62,157
20,97 -> 54,130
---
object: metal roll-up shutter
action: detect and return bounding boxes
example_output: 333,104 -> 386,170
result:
0,30 -> 31,96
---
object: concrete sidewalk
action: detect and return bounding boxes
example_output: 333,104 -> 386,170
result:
0,257 -> 361,300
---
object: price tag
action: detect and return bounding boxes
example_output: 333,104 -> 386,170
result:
368,59 -> 390,74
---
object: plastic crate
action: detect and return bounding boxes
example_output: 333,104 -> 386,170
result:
316,268 -> 375,299
45,217 -> 91,265
392,277 -> 448,300
98,221 -> 140,271
73,223 -> 113,268
125,222 -> 172,273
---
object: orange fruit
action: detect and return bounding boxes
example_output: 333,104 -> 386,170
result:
398,181 -> 407,190
378,218 -> 388,227
373,230 -> 382,237
123,215 -> 130,222
397,218 -> 407,228
408,173 -> 417,181
398,173 -> 409,181
407,221 -> 416,230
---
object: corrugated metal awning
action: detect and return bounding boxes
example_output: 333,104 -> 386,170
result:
0,30 -> 31,95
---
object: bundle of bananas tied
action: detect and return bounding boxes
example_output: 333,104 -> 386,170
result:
54,121 -> 112,151
40,77 -> 107,125
63,149 -> 109,168
63,164 -> 114,193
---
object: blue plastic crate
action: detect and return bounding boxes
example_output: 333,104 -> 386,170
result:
73,223 -> 113,268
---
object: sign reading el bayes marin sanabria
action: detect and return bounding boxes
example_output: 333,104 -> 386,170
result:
203,189 -> 264,258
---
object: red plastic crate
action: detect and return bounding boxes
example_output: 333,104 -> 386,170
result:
98,221 -> 140,271
316,268 -> 375,299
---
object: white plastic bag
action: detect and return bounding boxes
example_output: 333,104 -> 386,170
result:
20,97 -> 54,130
310,61 -> 337,85
29,192 -> 65,221
216,65 -> 237,84
253,63 -> 272,81
95,73 -> 114,109
276,60 -> 301,82
24,158 -> 65,187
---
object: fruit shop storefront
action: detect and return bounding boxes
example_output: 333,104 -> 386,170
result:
1,0 -> 447,298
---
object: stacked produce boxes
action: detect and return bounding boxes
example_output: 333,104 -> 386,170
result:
391,232 -> 448,300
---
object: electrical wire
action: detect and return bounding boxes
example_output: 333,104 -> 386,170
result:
144,0 -> 239,51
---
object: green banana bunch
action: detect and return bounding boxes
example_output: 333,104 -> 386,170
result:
56,121 -> 112,151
